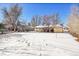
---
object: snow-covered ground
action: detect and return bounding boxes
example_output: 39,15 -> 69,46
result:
0,32 -> 79,56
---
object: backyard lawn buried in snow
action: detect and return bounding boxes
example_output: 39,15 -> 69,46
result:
0,32 -> 79,56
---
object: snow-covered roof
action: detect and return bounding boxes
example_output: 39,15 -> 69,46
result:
56,24 -> 62,27
35,25 -> 48,28
35,24 -> 65,28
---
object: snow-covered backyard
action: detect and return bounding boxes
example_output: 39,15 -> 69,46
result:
0,32 -> 79,56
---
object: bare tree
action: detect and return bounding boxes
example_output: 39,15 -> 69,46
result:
42,15 -> 50,26
68,5 -> 79,34
50,13 -> 60,25
2,4 -> 22,31
31,15 -> 42,27
36,16 -> 41,26
42,14 -> 60,26
31,16 -> 36,27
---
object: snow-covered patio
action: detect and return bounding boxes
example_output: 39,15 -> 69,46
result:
0,32 -> 79,56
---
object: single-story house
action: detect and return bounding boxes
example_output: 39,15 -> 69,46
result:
35,24 -> 67,33
54,24 -> 63,33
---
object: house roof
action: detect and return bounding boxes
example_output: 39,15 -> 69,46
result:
56,24 -> 63,28
35,25 -> 48,28
35,24 -> 65,29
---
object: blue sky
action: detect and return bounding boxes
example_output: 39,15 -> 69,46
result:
0,3 -> 78,24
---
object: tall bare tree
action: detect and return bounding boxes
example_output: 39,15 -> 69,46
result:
42,14 -> 60,26
68,5 -> 79,34
42,15 -> 50,26
31,15 -> 42,27
49,13 -> 60,25
31,16 -> 37,27
2,4 -> 22,31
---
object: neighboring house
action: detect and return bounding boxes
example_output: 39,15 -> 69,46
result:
35,25 -> 49,32
35,24 -> 68,33
54,24 -> 63,33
